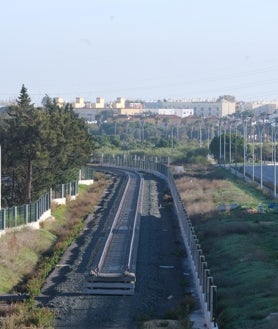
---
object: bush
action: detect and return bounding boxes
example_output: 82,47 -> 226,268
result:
1,302 -> 55,329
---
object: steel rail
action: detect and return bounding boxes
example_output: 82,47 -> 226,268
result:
84,170 -> 142,295
97,174 -> 131,272
127,176 -> 143,271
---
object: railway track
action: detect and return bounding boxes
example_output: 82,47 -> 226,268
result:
84,170 -> 143,295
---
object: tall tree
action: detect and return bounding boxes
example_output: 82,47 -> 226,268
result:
4,85 -> 42,203
43,98 -> 93,184
1,89 -> 93,206
209,134 -> 244,163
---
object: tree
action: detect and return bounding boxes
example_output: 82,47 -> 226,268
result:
216,95 -> 236,102
3,85 -> 42,203
1,88 -> 93,206
43,99 -> 93,184
209,134 -> 244,163
162,117 -> 170,138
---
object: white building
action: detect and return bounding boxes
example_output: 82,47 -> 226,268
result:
144,108 -> 193,118
92,97 -> 105,109
53,97 -> 65,107
113,97 -> 125,109
144,99 -> 235,118
74,97 -> 85,109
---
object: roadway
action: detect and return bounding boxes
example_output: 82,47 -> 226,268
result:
244,164 -> 278,186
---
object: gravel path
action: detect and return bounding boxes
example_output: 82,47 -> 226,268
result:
38,172 -> 198,329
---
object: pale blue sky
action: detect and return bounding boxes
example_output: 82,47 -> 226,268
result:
1,0 -> 278,104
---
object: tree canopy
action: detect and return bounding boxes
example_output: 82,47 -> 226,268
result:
0,86 -> 93,206
209,133 -> 244,163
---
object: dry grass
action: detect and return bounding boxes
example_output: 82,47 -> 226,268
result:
0,229 -> 55,293
175,167 -> 264,217
0,174 -> 110,281
174,165 -> 278,329
0,172 -> 111,328
43,173 -> 110,244
0,302 -> 55,329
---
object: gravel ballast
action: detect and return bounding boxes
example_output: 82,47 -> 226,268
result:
38,172 -> 199,329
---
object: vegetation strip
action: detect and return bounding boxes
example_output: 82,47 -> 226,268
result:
175,165 -> 278,329
0,173 -> 111,328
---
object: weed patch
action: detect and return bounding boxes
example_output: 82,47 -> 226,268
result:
175,165 -> 278,329
0,172 -> 111,328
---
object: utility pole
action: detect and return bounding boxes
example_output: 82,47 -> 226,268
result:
0,144 -> 1,209
229,121 -> 232,169
243,119 -> 247,178
223,121 -> 226,165
219,119 -> 222,165
260,126 -> 264,190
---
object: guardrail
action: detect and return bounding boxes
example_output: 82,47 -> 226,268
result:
97,155 -> 218,329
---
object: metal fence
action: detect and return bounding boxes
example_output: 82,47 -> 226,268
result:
51,181 -> 78,200
100,155 -> 218,329
0,166 -> 95,231
0,192 -> 51,230
79,165 -> 94,180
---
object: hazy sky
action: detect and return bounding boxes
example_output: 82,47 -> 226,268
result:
1,0 -> 278,104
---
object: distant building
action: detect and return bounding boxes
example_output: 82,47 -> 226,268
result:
84,101 -> 93,108
53,97 -> 65,108
192,100 -> 234,117
252,104 -> 277,116
236,101 -> 278,115
113,97 -> 125,109
174,108 -> 194,117
144,98 -> 235,118
73,108 -> 97,123
60,95 -> 237,118
142,107 -> 193,118
92,97 -> 105,109
251,101 -> 278,109
119,108 -> 142,116
125,101 -> 144,109
74,97 -> 85,109
249,101 -> 278,116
